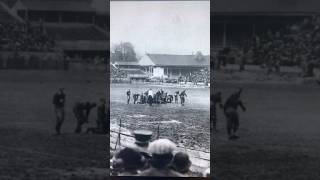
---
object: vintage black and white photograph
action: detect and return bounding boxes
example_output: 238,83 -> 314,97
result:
0,0 -> 108,179
109,0 -> 210,177
212,0 -> 320,179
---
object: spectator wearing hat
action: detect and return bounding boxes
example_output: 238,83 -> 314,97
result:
112,147 -> 145,176
130,130 -> 153,169
171,152 -> 192,176
139,139 -> 183,177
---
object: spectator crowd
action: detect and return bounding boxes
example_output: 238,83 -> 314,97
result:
215,15 -> 320,77
111,65 -> 128,80
111,132 -> 210,177
0,21 -> 55,52
187,68 -> 210,85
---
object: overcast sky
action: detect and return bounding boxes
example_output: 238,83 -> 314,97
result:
110,1 -> 210,56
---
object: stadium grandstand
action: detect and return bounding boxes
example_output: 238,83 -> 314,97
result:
212,0 -> 320,48
0,2 -> 21,23
139,54 -> 209,79
0,0 -> 107,69
213,0 -> 320,78
111,53 -> 210,84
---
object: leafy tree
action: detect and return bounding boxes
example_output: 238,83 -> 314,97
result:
194,51 -> 205,61
111,42 -> 137,62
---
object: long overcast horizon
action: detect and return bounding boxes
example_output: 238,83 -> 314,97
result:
110,1 -> 210,56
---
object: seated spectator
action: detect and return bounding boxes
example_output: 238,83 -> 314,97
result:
171,152 -> 192,176
139,139 -> 183,177
131,130 -> 153,159
112,147 -> 145,176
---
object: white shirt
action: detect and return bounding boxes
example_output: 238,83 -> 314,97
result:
148,90 -> 153,96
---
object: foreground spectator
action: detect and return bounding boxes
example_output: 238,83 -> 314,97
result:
139,139 -> 183,177
171,152 -> 192,176
131,130 -> 152,161
113,147 -> 145,176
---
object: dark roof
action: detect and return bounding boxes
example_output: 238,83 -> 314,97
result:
115,61 -> 140,66
147,54 -> 209,67
46,25 -> 106,41
18,0 -> 95,12
122,69 -> 146,75
213,0 -> 320,14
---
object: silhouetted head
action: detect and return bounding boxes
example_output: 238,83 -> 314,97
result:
116,147 -> 145,171
148,139 -> 176,169
171,152 -> 191,174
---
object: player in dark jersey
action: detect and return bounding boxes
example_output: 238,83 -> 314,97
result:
73,102 -> 96,133
179,90 -> 187,106
126,89 -> 131,104
86,98 -> 107,134
223,88 -> 246,140
133,93 -> 140,104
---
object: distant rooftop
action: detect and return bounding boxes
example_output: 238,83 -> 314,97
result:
142,54 -> 210,67
114,61 -> 140,66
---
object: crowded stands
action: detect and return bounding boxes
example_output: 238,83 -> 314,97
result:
216,15 -> 320,77
178,68 -> 210,85
0,21 -> 55,52
111,64 -> 128,79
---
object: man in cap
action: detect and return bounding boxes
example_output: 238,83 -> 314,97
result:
223,88 -> 246,140
139,139 -> 183,177
130,130 -> 153,169
52,88 -> 65,135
